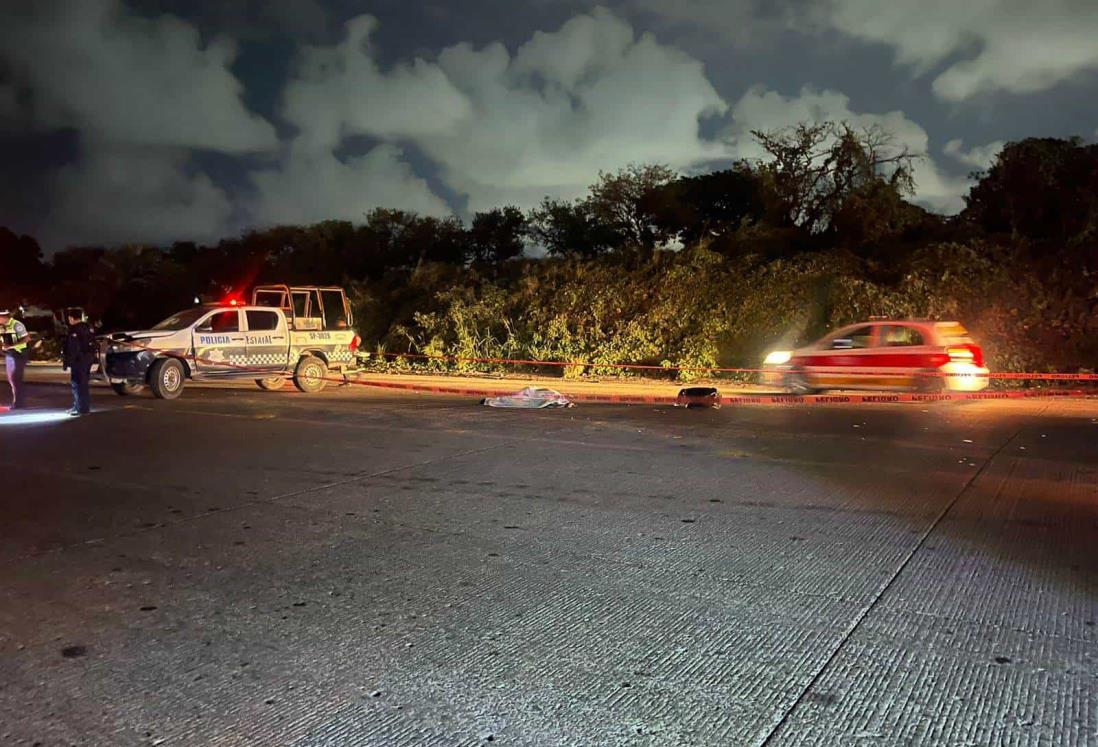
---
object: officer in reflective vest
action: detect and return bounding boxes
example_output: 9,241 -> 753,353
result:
0,308 -> 30,410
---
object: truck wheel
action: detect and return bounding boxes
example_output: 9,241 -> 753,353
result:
293,356 -> 328,393
111,381 -> 144,396
149,358 -> 186,400
256,376 -> 287,391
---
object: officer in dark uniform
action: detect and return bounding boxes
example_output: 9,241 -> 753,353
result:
62,308 -> 97,416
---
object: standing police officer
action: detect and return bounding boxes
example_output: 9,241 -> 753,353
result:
62,309 -> 96,416
0,308 -> 30,410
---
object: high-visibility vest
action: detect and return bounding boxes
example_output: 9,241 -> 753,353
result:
1,319 -> 28,353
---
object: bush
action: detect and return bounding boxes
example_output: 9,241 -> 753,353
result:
353,240 -> 1095,381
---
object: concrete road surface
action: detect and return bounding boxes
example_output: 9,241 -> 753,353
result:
1,381 -> 1096,746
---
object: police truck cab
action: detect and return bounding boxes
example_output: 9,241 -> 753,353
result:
102,285 -> 361,399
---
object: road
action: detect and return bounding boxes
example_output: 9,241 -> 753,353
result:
1,380 -> 1096,746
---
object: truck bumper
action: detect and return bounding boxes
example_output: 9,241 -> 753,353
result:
104,350 -> 156,384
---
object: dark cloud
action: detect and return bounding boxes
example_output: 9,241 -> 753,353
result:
0,0 -> 1094,249
1,0 -> 276,151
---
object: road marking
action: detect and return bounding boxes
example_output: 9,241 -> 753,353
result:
753,414 -> 1033,746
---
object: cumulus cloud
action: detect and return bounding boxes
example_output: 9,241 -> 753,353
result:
40,141 -> 235,249
245,15 -> 467,228
0,0 -> 277,152
811,0 -> 1098,100
0,0 -> 279,248
6,0 -> 1008,249
270,7 -> 727,216
943,139 -> 1004,171
623,0 -> 794,49
726,86 -> 970,213
249,142 -> 451,227
282,16 -> 472,149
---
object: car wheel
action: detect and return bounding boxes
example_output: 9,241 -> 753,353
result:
784,369 -> 818,395
293,356 -> 328,393
110,381 -> 144,396
256,376 -> 287,391
149,358 -> 185,400
916,368 -> 945,393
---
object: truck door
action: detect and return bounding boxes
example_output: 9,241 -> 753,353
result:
245,309 -> 288,372
192,309 -> 246,374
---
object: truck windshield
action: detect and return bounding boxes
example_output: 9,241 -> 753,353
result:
152,307 -> 209,331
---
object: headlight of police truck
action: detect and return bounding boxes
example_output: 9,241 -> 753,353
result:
763,350 -> 792,366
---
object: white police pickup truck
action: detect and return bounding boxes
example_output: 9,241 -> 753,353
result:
102,285 -> 361,399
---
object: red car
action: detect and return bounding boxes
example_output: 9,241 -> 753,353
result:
764,320 -> 990,394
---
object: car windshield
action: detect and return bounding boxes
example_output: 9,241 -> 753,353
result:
152,307 -> 209,331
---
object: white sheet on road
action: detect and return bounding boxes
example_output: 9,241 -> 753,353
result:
482,387 -> 573,409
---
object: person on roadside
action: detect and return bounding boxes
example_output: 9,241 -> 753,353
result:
0,308 -> 30,410
62,309 -> 97,416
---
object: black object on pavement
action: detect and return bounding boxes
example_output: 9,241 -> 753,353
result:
675,386 -> 721,409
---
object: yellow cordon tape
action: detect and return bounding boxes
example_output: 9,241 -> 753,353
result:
107,339 -> 1096,406
351,378 -> 1091,406
366,351 -> 1098,381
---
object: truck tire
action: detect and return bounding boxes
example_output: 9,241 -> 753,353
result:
293,355 -> 328,393
149,358 -> 186,400
111,381 -> 144,396
256,376 -> 287,391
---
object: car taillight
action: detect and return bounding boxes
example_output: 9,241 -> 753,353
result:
349,335 -> 361,352
947,344 -> 983,367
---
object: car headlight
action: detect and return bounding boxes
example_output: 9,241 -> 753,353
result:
764,350 -> 792,366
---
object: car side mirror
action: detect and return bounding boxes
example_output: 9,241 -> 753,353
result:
195,324 -> 212,333
831,338 -> 853,350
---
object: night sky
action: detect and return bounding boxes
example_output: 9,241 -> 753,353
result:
2,0 -> 1096,250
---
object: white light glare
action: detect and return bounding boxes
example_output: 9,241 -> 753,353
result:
0,410 -> 74,426
764,350 -> 792,366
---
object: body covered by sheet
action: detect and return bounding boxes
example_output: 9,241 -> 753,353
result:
481,387 -> 574,409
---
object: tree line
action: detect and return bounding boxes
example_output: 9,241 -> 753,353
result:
1,125 -> 1095,372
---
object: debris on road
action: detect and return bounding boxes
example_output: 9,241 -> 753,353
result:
674,386 -> 721,409
481,387 -> 573,409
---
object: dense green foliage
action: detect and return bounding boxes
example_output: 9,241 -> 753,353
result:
2,127 -> 1095,376
360,240 -> 1096,379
